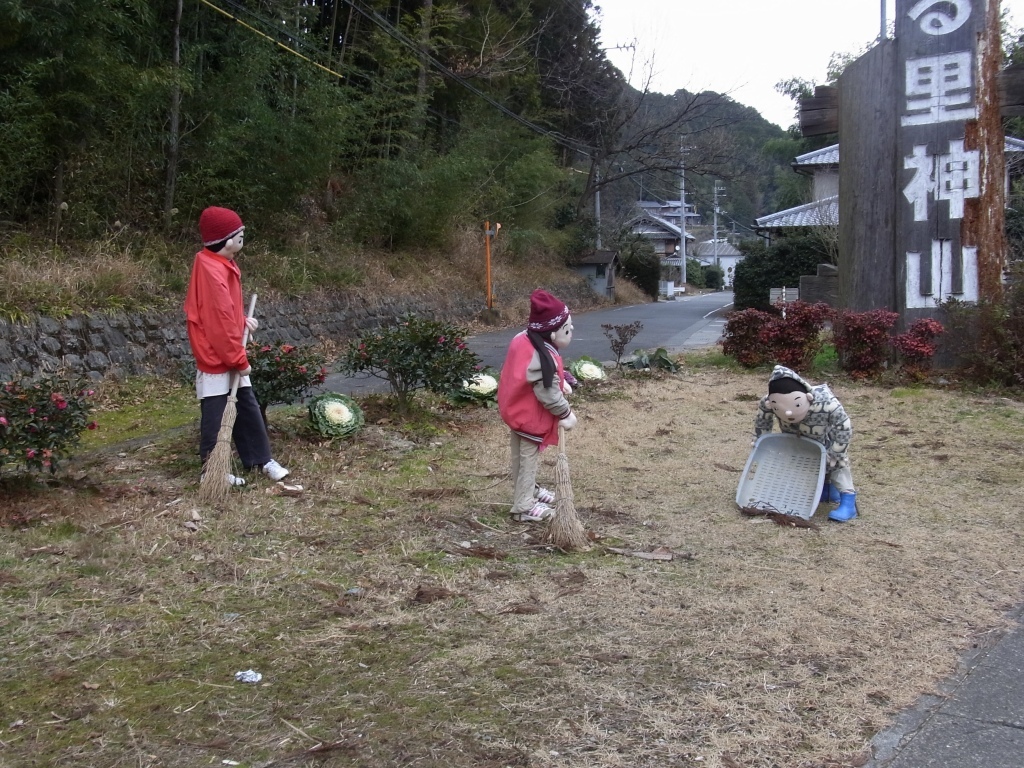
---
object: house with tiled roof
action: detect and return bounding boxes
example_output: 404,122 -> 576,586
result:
755,139 -> 1024,241
693,239 -> 743,287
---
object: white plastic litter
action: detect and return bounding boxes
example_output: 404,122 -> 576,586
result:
234,669 -> 262,684
736,433 -> 826,520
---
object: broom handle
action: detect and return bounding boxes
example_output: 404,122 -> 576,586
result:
559,425 -> 566,453
227,294 -> 259,399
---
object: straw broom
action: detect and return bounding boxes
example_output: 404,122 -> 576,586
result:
544,426 -> 589,551
197,294 -> 258,506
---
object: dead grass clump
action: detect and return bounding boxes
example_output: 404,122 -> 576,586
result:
1,371 -> 1023,767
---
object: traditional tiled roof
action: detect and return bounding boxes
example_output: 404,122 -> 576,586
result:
693,240 -> 742,257
794,144 -> 840,167
755,195 -> 838,229
626,213 -> 696,240
795,138 -> 1024,170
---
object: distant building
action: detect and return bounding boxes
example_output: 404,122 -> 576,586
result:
693,239 -> 743,287
572,250 -> 618,299
625,200 -> 699,266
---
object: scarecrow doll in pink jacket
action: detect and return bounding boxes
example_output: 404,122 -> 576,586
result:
497,289 -> 576,522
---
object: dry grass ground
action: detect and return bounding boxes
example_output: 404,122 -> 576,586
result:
1,359 -> 1023,768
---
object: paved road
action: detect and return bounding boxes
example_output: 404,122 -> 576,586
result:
318,291 -> 735,396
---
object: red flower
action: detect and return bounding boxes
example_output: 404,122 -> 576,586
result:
87,421 -> 98,430
281,345 -> 296,354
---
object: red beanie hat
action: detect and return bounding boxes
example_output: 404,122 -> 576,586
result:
528,289 -> 570,333
199,206 -> 244,246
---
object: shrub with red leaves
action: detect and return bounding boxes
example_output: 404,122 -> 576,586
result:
722,302 -> 832,370
721,308 -> 775,367
892,318 -> 944,374
833,309 -> 899,378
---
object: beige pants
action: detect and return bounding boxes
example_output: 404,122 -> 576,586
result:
829,465 -> 855,494
509,431 -> 542,514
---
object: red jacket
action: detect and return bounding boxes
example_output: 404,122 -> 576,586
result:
498,332 -> 569,450
183,249 -> 249,374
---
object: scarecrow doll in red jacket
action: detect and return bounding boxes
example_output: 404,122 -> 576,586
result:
183,206 -> 290,487
497,289 -> 576,522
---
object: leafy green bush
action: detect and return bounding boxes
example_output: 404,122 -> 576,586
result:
732,235 -> 828,310
0,376 -> 97,474
308,393 -> 364,438
338,315 -> 482,413
449,371 -> 499,408
247,342 -> 328,424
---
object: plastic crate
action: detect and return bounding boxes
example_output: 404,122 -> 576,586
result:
735,433 -> 826,520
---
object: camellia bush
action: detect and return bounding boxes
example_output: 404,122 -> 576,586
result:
450,370 -> 499,408
338,315 -> 482,413
308,393 -> 364,438
247,342 -> 328,424
0,376 -> 97,474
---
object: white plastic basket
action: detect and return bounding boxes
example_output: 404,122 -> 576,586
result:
736,433 -> 826,520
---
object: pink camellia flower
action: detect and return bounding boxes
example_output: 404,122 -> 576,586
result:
281,345 -> 295,354
26,449 -> 36,459
438,336 -> 446,344
298,366 -> 307,374
57,401 -> 68,410
261,345 -> 272,352
0,416 -> 7,427
28,407 -> 36,414
87,421 -> 98,430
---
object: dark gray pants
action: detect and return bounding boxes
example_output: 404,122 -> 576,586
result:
199,386 -> 271,469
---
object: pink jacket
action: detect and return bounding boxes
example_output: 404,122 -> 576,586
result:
497,332 -> 570,450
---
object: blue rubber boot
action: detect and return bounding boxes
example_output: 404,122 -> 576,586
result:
828,492 -> 858,522
819,483 -> 840,504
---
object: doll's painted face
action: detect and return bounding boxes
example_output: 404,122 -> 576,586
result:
767,390 -> 810,424
551,315 -> 573,350
221,228 -> 245,256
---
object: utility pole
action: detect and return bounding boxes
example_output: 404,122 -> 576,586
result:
594,165 -> 602,250
713,181 -> 726,269
679,140 -> 687,286
879,0 -> 886,42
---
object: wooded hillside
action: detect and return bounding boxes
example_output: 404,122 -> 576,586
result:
1,0 -> 789,267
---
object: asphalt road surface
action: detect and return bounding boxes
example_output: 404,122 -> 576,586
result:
318,291 -> 735,397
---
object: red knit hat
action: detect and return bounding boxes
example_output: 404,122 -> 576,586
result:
528,289 -> 570,333
199,206 -> 244,246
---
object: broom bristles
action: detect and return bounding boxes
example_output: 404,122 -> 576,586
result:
546,433 -> 589,551
197,395 -> 238,506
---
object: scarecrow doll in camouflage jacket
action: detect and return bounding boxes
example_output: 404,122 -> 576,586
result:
753,365 -> 857,522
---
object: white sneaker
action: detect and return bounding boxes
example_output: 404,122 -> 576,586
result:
262,459 -> 290,481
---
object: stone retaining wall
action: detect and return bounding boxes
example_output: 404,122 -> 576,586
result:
0,282 -> 601,382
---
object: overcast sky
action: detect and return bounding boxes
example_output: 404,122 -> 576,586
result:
593,0 -> 1024,129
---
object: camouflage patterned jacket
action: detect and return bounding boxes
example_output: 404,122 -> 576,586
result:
753,365 -> 853,468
